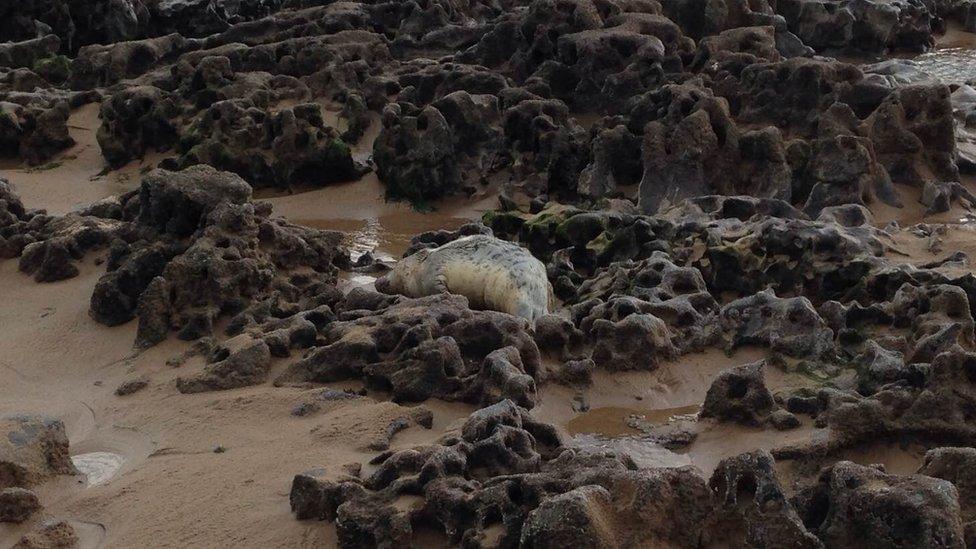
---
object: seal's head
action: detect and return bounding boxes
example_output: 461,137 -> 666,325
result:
374,248 -> 430,296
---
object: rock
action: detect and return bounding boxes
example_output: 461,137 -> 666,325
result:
373,104 -> 461,202
577,124 -> 642,199
70,34 -> 186,89
115,375 -> 149,396
720,289 -> 835,359
0,414 -> 77,488
919,447 -> 976,522
591,312 -> 678,371
291,399 -> 717,547
855,340 -> 915,394
554,357 -> 595,386
777,0 -> 936,56
12,520 -> 78,549
174,100 -> 360,189
478,346 -> 537,409
862,82 -> 958,186
0,36 -> 61,70
794,461 -> 965,548
637,91 -> 791,213
176,336 -> 272,393
701,360 -> 777,426
920,181 -> 976,214
1,100 -> 75,165
96,85 -> 180,168
702,450 -> 822,547
519,485 -> 618,547
278,294 -> 543,408
137,165 -> 252,238
533,314 -> 584,360
0,487 -> 41,523
769,409 -> 802,430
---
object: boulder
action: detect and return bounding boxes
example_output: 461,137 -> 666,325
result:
0,414 -> 77,489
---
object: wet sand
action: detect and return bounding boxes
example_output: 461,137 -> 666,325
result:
0,254 -> 460,547
0,103 -> 168,215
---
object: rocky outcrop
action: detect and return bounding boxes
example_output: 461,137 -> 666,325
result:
0,99 -> 74,165
373,104 -> 462,202
277,293 -> 543,408
96,85 -> 180,168
290,400 -> 718,547
794,461 -> 965,548
173,100 -> 360,189
701,360 -> 777,425
720,290 -> 835,359
176,335 -> 273,393
777,0 -> 937,56
0,414 -> 77,489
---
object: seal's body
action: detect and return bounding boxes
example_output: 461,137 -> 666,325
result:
375,235 -> 552,322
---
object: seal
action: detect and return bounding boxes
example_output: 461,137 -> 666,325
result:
374,235 -> 553,322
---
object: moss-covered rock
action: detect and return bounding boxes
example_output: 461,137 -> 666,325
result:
31,55 -> 70,84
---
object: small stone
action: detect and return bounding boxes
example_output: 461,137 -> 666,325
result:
115,376 -> 149,396
13,519 -> 77,548
768,409 -> 801,431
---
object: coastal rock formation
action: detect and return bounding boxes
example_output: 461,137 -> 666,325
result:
4,0 -> 976,545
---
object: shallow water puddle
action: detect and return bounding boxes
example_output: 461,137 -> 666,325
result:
912,47 -> 976,83
567,405 -> 699,438
72,452 -> 125,487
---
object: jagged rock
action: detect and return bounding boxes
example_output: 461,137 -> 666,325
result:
777,0 -> 936,56
0,414 -> 77,489
701,360 -> 777,425
792,134 -> 900,216
1,100 -> 75,165
577,124 -> 642,198
374,104 -> 461,202
919,447 -> 976,522
793,461 -> 965,548
855,340 -> 914,394
502,97 -> 589,199
533,314 -> 584,360
291,399 -> 718,547
97,85 -> 180,168
861,82 -> 958,185
176,335 -> 272,393
137,165 -> 252,237
90,242 -> 180,326
0,36 -> 61,70
12,520 -> 78,549
720,289 -> 835,359
70,33 -> 186,89
519,485 -> 619,547
174,100 -> 359,189
278,294 -> 542,408
591,312 -> 678,370
638,92 -> 791,213
575,253 -> 720,353
702,450 -> 822,547
554,357 -> 595,386
478,346 -> 537,408
920,180 -> 976,214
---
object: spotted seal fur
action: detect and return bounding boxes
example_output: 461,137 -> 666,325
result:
374,235 -> 553,322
